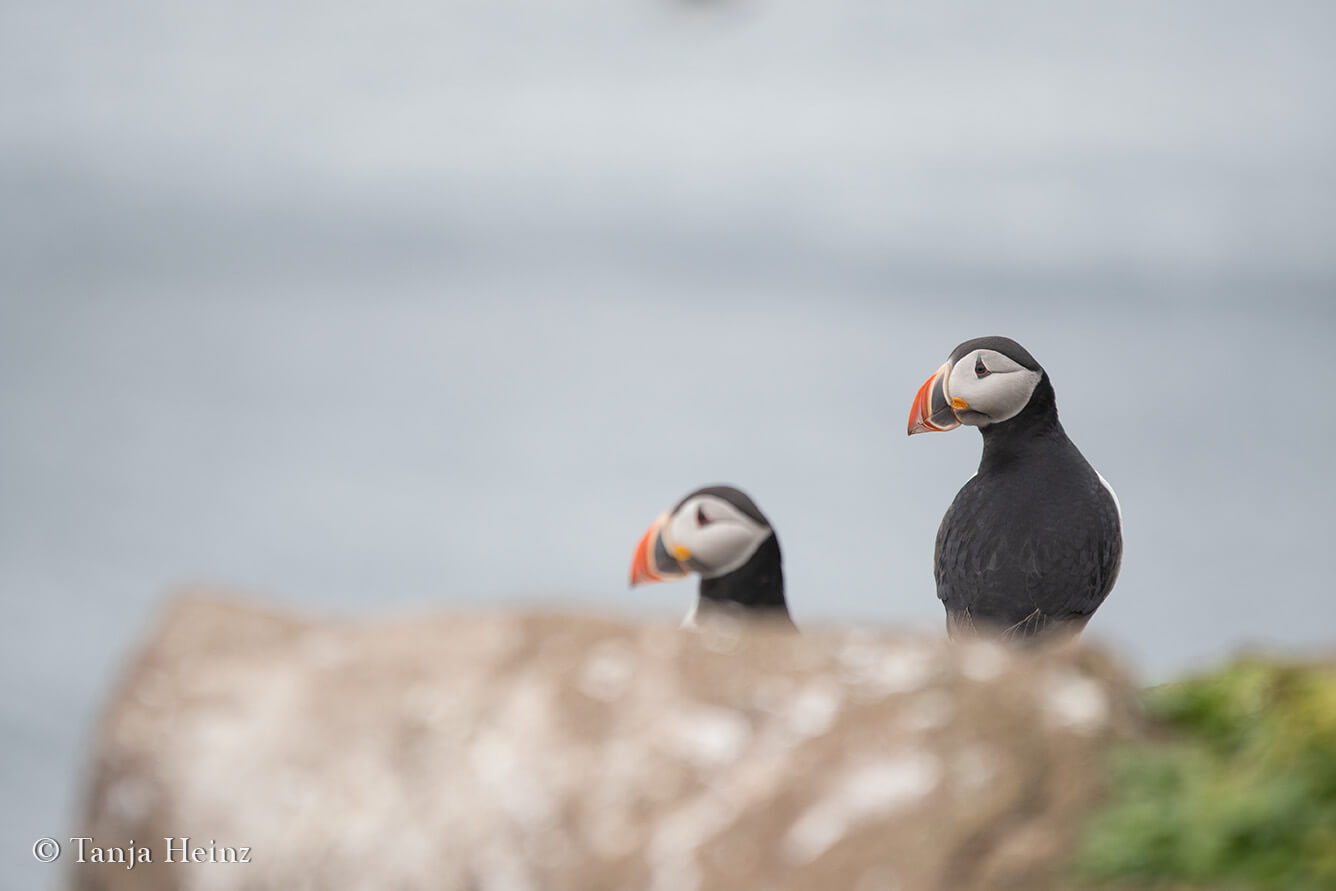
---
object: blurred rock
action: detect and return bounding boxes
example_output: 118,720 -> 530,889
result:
71,590 -> 1139,891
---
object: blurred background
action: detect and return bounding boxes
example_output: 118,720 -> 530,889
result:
2,0 -> 1333,886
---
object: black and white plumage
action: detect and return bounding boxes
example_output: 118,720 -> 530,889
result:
908,336 -> 1122,640
629,485 -> 792,628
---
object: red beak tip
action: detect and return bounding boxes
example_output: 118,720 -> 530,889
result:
630,520 -> 663,588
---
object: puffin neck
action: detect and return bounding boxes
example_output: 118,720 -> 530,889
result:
977,372 -> 1067,472
697,533 -> 787,616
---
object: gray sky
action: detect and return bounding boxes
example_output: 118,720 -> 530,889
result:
2,3 -> 1335,889
4,0 -> 1334,285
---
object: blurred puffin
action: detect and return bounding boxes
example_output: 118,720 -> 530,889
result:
908,336 -> 1122,639
629,485 -> 792,628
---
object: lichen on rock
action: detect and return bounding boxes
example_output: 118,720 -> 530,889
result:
72,589 -> 1141,891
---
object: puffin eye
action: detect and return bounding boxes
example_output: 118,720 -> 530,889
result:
696,506 -> 711,526
974,355 -> 991,378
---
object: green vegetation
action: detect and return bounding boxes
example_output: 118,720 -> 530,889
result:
1077,659 -> 1336,890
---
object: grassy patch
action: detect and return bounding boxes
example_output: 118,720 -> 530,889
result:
1076,659 -> 1336,890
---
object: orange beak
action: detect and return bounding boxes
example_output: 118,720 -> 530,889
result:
908,361 -> 963,435
629,514 -> 687,587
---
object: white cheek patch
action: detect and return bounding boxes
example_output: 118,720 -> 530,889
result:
668,496 -> 770,578
947,350 -> 1041,426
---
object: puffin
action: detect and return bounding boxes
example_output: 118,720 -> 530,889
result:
628,484 -> 793,628
907,336 -> 1122,640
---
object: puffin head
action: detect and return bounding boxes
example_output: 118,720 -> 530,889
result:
908,336 -> 1045,434
629,485 -> 776,587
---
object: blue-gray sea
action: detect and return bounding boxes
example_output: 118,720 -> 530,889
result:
3,1 -> 1334,887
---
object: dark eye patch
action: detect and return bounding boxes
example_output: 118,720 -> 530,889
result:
974,355 -> 991,378
696,506 -> 711,526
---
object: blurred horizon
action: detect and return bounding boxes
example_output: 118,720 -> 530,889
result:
3,1 -> 1334,888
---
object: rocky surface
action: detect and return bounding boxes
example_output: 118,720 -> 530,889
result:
71,590 -> 1140,891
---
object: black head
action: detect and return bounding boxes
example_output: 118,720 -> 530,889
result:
629,484 -> 787,620
909,335 -> 1049,433
630,484 -> 777,584
946,336 -> 1042,372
